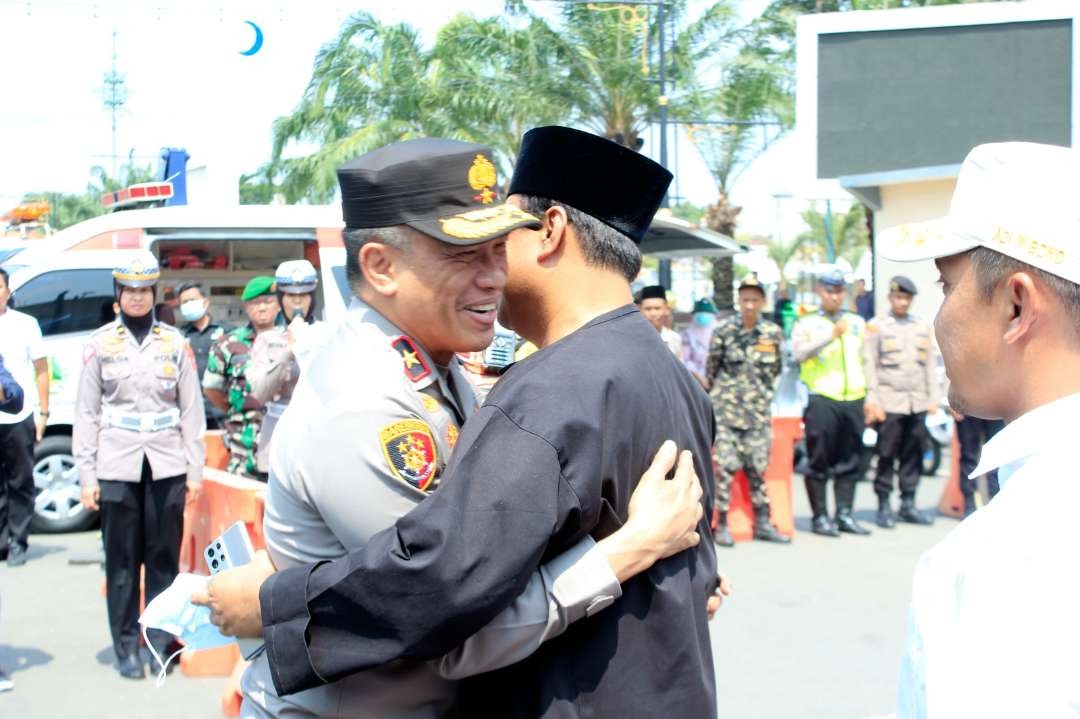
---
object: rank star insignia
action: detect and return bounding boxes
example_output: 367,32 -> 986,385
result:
379,419 -> 438,492
391,336 -> 431,382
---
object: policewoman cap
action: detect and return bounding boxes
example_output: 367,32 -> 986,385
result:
242,276 -> 276,302
113,250 -> 161,288
878,142 -> 1080,286
818,269 -> 846,288
337,138 -> 542,245
275,259 -> 318,294
507,126 -> 673,244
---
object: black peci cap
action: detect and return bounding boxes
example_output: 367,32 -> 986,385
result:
337,138 -> 542,245
638,285 -> 668,302
507,126 -> 673,244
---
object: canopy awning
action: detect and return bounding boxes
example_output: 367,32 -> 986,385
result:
640,215 -> 745,258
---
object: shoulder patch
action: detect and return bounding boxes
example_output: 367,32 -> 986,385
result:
391,336 -> 431,383
380,419 -> 438,492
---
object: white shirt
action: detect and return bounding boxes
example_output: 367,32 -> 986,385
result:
0,308 -> 45,424
898,392 -> 1080,718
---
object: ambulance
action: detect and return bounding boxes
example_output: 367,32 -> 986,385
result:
0,190 -> 739,533
1,197 -> 348,532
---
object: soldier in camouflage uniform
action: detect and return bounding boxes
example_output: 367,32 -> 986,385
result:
202,276 -> 279,479
705,276 -> 790,546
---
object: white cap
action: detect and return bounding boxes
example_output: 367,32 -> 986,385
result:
878,142 -> 1080,285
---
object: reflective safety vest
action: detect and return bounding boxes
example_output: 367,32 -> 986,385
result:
795,311 -> 867,402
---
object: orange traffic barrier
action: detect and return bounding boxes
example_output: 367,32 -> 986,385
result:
726,416 -> 801,542
221,658 -> 251,717
205,430 -> 229,471
178,468 -> 267,681
938,429 -> 964,518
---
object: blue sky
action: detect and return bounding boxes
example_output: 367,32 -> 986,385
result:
0,0 -> 847,237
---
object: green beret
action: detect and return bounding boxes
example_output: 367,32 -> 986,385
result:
242,276 -> 276,302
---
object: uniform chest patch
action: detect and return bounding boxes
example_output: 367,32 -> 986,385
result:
380,419 -> 438,492
447,424 -> 459,449
421,395 -> 440,414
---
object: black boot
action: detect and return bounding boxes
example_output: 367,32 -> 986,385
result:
836,509 -> 871,535
116,649 -> 145,680
811,515 -> 840,537
714,511 -> 734,548
898,498 -> 934,525
876,494 -> 896,529
752,506 -> 790,543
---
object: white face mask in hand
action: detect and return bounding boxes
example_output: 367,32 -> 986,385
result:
139,573 -> 235,685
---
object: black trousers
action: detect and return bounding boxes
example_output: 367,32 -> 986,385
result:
874,412 -> 927,500
99,457 -> 185,657
803,395 -> 865,517
956,417 -> 1004,500
0,416 -> 36,551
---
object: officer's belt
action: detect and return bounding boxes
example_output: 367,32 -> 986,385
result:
103,408 -> 181,432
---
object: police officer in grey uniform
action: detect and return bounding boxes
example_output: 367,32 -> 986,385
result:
248,259 -> 326,472
863,275 -> 940,528
74,251 -> 206,680
236,140 -> 709,718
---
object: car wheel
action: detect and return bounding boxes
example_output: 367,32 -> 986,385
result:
31,434 -> 98,533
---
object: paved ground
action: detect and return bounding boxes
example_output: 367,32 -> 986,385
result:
0,458 -> 956,718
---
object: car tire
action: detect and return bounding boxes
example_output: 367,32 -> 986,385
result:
31,434 -> 98,533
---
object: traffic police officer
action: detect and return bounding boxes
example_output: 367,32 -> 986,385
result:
248,260 -> 325,471
793,269 -> 871,537
74,251 -> 205,679
705,276 -> 790,546
203,276 -> 278,479
230,139 -> 707,717
863,275 -> 940,528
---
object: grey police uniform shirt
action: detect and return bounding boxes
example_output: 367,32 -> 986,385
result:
74,320 -> 206,487
242,299 -> 621,719
863,312 -> 941,415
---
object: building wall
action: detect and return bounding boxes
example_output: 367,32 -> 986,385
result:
872,178 -> 956,322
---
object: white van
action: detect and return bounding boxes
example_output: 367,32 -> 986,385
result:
1,205 -> 350,532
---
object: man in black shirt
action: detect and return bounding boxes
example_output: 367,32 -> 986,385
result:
201,127 -> 719,717
177,282 -> 229,429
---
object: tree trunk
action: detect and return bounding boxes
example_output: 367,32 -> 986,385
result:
704,192 -> 741,313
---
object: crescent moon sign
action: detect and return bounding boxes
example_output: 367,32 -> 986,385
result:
240,20 -> 263,56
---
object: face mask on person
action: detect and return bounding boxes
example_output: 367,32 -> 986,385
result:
139,573 -> 235,685
693,312 -> 715,329
179,299 -> 207,323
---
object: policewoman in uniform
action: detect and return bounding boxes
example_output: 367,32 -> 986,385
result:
792,269 -> 871,537
74,251 -> 206,679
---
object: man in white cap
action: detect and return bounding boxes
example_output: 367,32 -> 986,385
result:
879,142 -> 1080,717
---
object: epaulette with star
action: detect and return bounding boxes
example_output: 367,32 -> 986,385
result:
391,335 -> 431,382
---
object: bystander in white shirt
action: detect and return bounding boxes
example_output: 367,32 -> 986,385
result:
0,309 -> 45,424
898,392 -> 1080,717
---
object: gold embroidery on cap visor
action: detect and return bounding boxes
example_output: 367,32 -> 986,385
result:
438,205 -> 540,241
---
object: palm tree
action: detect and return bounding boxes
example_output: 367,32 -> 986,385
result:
796,202 -> 870,269
263,2 -> 746,202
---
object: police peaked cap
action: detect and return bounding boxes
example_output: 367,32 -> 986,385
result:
337,138 -> 542,245
889,275 -> 918,295
507,126 -> 673,244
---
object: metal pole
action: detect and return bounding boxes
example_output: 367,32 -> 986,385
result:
656,1 -> 672,288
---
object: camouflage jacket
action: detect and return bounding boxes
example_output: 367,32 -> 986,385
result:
202,324 -> 264,476
705,313 -> 784,429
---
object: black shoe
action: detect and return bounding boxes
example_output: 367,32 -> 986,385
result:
7,545 -> 26,567
149,639 -> 182,675
752,508 -> 791,543
835,512 -> 871,535
714,524 -> 735,548
811,515 -> 840,538
876,506 -> 896,529
898,502 -> 934,525
117,652 -> 145,680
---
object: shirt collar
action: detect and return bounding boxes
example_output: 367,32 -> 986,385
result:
970,392 -> 1080,481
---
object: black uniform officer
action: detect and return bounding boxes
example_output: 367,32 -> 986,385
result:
255,127 -> 719,717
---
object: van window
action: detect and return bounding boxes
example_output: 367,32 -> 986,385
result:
13,269 -> 116,336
